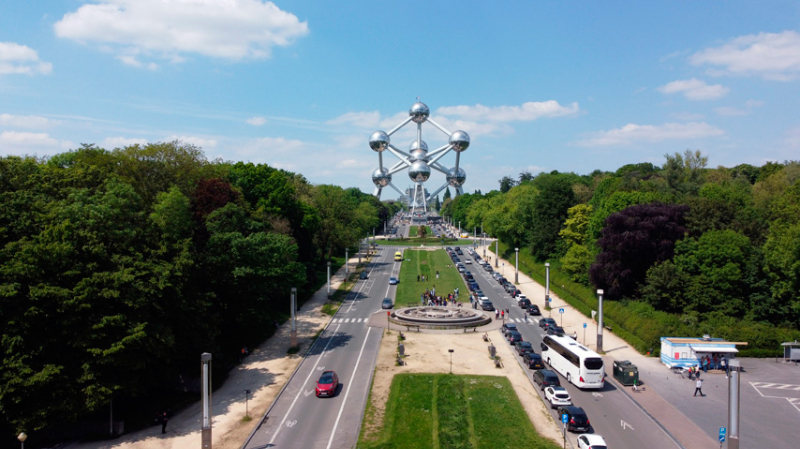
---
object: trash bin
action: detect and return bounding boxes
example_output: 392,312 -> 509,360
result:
613,360 -> 639,386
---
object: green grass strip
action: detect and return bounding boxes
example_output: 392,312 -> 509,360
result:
396,249 -> 470,307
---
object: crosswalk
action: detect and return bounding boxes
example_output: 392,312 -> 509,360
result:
331,317 -> 368,324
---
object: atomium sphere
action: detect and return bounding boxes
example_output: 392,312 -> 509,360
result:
409,102 -> 430,124
369,131 -> 390,152
408,140 -> 428,152
410,148 -> 429,162
372,167 -> 391,187
446,167 -> 467,187
408,161 -> 431,183
449,130 -> 470,152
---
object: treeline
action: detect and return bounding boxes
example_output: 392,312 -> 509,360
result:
442,151 -> 800,355
0,141 -> 399,434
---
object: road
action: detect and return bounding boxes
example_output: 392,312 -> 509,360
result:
243,246 -> 399,449
460,247 -> 683,449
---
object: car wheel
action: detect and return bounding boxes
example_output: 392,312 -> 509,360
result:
567,373 -> 572,384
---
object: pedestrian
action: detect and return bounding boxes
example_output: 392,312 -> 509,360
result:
436,270 -> 439,279
421,293 -> 424,304
501,310 -> 504,319
417,275 -> 420,282
694,378 -> 704,397
688,365 -> 694,380
702,356 -> 709,372
495,309 -> 499,319
160,411 -> 169,433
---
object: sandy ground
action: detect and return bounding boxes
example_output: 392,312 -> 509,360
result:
362,327 -> 563,444
64,244 -> 602,449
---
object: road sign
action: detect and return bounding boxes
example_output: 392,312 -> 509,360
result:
559,308 -> 565,314
583,322 -> 587,328
719,427 -> 726,442
562,414 -> 568,423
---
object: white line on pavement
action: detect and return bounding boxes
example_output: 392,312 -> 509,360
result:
326,327 -> 373,449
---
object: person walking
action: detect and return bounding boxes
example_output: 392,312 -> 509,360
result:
495,309 -> 500,319
160,411 -> 169,433
694,378 -> 704,397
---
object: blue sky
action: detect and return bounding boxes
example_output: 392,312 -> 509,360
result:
2,1 -> 800,196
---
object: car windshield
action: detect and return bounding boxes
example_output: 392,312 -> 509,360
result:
319,373 -> 334,383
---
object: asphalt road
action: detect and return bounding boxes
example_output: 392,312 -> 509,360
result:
244,246 -> 398,449
460,248 -> 683,449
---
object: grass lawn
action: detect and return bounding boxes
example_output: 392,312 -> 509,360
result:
357,373 -> 560,449
396,249 -> 469,307
407,225 -> 431,237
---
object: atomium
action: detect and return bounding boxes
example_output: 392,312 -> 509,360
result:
368,101 -> 471,214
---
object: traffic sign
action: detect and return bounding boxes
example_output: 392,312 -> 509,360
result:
719,427 -> 726,442
562,414 -> 568,423
583,322 -> 587,328
559,308 -> 565,314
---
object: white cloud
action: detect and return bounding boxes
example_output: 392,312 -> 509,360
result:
715,107 -> 747,116
327,111 -> 383,128
102,136 -> 148,148
0,42 -> 52,75
576,122 -> 724,147
0,131 -> 73,156
246,116 -> 267,126
165,135 -> 218,149
54,0 -> 309,66
690,30 -> 800,81
436,100 -> 580,122
657,78 -> 729,100
0,114 -> 59,128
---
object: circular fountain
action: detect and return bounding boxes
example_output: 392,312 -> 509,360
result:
390,306 -> 492,329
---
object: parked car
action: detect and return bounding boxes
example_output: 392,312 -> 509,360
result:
501,323 -> 518,335
464,259 -> 472,264
315,370 -> 339,397
547,326 -> 566,337
523,352 -> 545,369
515,293 -> 528,301
544,386 -> 572,408
533,369 -> 560,390
577,434 -> 608,449
457,265 -> 466,273
474,289 -> 485,297
468,282 -> 479,291
506,331 -> 523,343
359,271 -> 369,280
381,298 -> 393,309
539,317 -> 557,329
527,304 -> 541,315
556,406 -> 590,433
389,277 -> 398,285
480,300 -> 494,311
518,298 -> 531,308
515,341 -> 534,355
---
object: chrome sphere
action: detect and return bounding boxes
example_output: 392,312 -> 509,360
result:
408,139 -> 428,151
409,102 -> 430,124
369,131 -> 390,152
446,167 -> 466,187
449,130 -> 470,152
408,161 -> 431,183
372,167 -> 391,187
410,148 -> 429,162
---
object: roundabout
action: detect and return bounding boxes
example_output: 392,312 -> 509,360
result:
390,306 -> 492,329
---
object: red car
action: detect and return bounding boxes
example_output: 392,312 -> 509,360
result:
315,370 -> 339,397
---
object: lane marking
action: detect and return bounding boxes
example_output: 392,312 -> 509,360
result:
267,325 -> 340,445
326,327 -> 373,449
621,419 -> 634,431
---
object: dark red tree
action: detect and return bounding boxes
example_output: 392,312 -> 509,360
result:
191,178 -> 240,222
589,202 -> 688,300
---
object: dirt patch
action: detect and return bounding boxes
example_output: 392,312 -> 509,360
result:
363,328 -> 562,445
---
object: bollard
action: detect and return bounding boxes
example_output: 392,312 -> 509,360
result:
398,343 -> 405,356
489,344 -> 496,358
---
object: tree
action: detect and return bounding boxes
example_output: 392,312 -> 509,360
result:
518,171 -> 534,183
417,225 -> 427,239
499,176 -> 516,193
589,203 -> 688,300
528,174 -> 576,260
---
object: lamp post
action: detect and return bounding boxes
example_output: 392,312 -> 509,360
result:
448,349 -> 454,373
326,261 -> 331,298
345,248 -> 349,277
201,353 -> 212,449
458,221 -> 461,237
290,287 -> 297,348
483,233 -> 486,258
495,239 -> 499,267
597,289 -> 604,353
514,247 -> 519,284
545,262 -> 550,309
18,432 -> 27,449
244,389 -> 251,417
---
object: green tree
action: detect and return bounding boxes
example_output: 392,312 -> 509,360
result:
498,176 -> 516,193
528,173 -> 576,260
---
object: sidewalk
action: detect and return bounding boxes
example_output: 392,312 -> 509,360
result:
65,256 -> 365,449
485,242 -> 718,449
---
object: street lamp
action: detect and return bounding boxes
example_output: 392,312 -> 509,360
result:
326,261 -> 331,298
597,289 -> 604,353
514,248 -> 519,284
290,287 -> 297,348
482,233 -> 486,258
201,353 -> 212,448
18,432 -> 27,449
495,239 -> 499,267
448,349 -> 454,373
545,262 -> 550,309
345,248 -> 349,277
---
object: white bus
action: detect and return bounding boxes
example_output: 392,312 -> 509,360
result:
541,335 -> 605,389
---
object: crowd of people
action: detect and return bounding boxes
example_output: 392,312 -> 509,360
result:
419,285 -> 462,307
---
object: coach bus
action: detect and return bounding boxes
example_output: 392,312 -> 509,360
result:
541,335 -> 604,389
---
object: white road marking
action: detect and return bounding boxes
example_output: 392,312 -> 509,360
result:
620,419 -> 634,431
267,325 -> 339,444
326,327 -> 373,449
286,420 -> 297,428
303,390 -> 313,397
